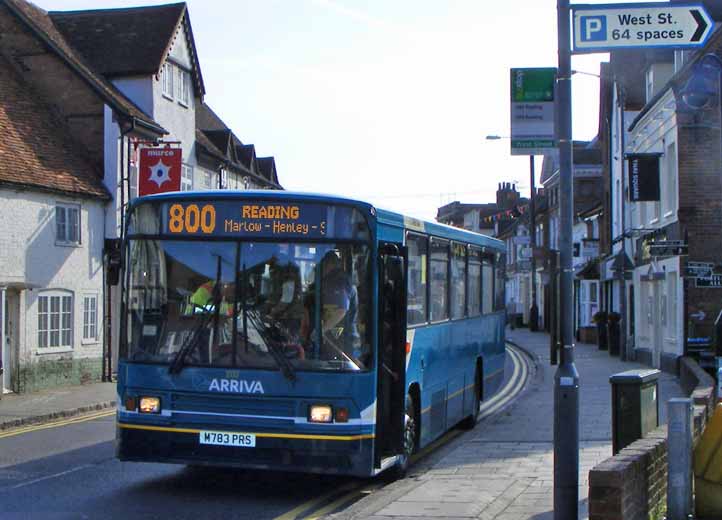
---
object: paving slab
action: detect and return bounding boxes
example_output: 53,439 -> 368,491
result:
332,327 -> 686,520
0,382 -> 116,430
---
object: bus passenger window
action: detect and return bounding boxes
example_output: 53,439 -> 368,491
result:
406,234 -> 427,325
450,243 -> 466,319
481,257 -> 493,314
468,248 -> 481,316
430,238 -> 449,321
494,255 -> 506,311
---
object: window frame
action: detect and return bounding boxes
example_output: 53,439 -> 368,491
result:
468,247 -> 482,317
449,241 -> 467,320
161,61 -> 174,100
181,164 -> 193,191
406,232 -> 429,327
56,203 -> 81,246
429,237 -> 450,323
177,67 -> 191,107
82,292 -> 99,344
37,290 -> 74,352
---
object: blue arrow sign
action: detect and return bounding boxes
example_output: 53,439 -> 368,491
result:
572,2 -> 713,53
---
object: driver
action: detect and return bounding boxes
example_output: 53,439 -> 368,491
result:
301,251 -> 361,358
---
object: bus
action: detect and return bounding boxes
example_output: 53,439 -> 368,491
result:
117,191 -> 506,477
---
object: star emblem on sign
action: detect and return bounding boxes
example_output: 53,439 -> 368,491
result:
149,159 -> 172,187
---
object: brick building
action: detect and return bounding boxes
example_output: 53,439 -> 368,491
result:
598,0 -> 722,371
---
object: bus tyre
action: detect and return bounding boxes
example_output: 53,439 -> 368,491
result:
391,394 -> 417,479
460,368 -> 480,430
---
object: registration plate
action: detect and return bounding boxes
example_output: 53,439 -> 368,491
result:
199,430 -> 256,447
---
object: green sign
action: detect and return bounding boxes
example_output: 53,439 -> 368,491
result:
511,68 -> 556,102
510,67 -> 557,156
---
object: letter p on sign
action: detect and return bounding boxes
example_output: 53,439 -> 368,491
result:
581,16 -> 606,42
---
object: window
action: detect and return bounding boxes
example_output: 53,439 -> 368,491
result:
203,170 -> 213,190
494,256 -> 505,311
666,273 -> 677,339
665,141 -> 677,216
162,61 -> 174,99
181,164 -> 193,191
129,164 -> 138,200
429,238 -> 449,321
38,292 -> 73,348
83,294 -> 98,342
177,67 -> 191,106
468,248 -> 482,316
450,243 -> 466,319
407,234 -> 428,325
56,204 -> 80,245
481,257 -> 494,314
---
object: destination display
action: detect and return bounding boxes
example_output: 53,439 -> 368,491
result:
146,200 -> 368,240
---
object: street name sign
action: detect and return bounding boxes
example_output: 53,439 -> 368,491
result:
510,68 -> 557,156
572,2 -> 713,53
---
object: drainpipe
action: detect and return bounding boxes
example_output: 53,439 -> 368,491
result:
618,83 -> 629,361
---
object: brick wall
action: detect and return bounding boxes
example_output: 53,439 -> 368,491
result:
589,357 -> 716,520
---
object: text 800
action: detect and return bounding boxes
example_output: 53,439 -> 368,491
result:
168,203 -> 216,234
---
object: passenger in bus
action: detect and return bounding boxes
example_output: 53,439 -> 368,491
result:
264,252 -> 304,335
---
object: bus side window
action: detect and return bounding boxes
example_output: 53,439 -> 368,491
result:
450,243 -> 466,320
430,238 -> 449,322
493,254 -> 505,312
406,233 -> 427,325
468,248 -> 481,316
481,256 -> 494,314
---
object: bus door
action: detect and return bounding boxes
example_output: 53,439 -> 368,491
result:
375,244 -> 407,467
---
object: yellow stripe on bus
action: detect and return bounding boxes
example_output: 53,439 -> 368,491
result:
117,422 -> 374,441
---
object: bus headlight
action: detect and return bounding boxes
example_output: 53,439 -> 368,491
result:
309,404 -> 333,423
139,396 -> 161,414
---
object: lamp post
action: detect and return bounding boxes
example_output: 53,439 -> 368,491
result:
486,135 -> 539,331
555,1 -> 580,518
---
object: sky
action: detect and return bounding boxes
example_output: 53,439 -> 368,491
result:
37,0 -> 656,220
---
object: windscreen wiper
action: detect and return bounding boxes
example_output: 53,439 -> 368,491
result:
246,310 -> 296,382
168,281 -> 222,375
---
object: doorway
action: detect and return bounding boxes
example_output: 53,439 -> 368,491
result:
375,244 -> 407,466
2,289 -> 18,394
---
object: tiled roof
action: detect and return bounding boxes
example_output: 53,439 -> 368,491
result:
257,157 -> 280,185
49,2 -> 205,97
4,0 -> 165,135
0,55 -> 109,199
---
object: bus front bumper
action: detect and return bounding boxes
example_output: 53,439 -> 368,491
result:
116,422 -> 375,476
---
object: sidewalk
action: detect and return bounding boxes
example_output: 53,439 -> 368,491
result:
336,328 -> 686,520
0,382 -> 116,431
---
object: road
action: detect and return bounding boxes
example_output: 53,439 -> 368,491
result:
0,345 -> 530,519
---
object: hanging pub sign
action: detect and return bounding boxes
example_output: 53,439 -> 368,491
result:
627,153 -> 661,202
139,147 -> 182,197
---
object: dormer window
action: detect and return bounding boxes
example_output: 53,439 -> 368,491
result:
162,61 -> 174,99
177,67 -> 191,106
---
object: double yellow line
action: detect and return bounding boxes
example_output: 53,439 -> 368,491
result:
273,344 -> 531,519
0,409 -> 115,440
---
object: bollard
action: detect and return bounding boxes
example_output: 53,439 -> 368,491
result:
667,398 -> 693,520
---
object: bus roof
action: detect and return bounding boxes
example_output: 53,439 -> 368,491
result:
132,190 -> 503,250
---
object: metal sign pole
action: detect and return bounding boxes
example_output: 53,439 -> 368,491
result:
555,1 -> 580,518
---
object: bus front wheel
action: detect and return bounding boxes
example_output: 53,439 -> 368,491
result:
391,394 -> 417,479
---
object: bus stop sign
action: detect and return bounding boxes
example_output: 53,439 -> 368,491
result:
572,2 -> 712,53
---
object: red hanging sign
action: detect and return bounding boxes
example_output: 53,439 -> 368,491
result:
138,147 -> 182,196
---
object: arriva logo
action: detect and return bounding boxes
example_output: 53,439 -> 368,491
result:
208,378 -> 265,394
